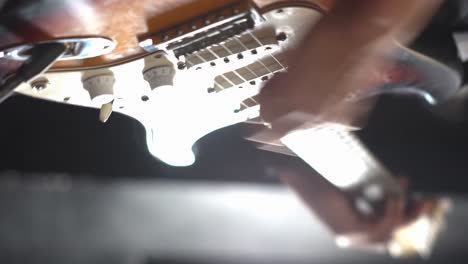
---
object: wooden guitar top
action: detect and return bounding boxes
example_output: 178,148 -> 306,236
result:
0,0 -> 332,70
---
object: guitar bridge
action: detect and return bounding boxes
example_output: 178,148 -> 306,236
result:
169,13 -> 256,58
139,1 -> 263,58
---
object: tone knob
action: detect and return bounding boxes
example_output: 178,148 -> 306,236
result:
82,69 -> 115,105
143,52 -> 175,90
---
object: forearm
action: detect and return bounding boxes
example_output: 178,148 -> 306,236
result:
296,0 -> 443,61
259,0 -> 444,128
279,168 -> 362,234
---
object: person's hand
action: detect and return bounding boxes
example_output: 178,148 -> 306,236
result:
257,54 -> 385,136
277,166 -> 431,252
332,195 -> 445,255
256,0 -> 443,140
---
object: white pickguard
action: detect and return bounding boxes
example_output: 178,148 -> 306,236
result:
14,7 -> 322,166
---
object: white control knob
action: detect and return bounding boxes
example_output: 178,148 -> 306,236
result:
143,65 -> 175,89
82,69 -> 115,105
143,52 -> 175,90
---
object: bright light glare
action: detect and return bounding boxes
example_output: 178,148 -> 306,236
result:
406,217 -> 433,255
142,77 -> 260,167
335,236 -> 352,248
139,39 -> 153,48
219,187 -> 294,215
146,127 -> 196,167
281,125 -> 368,188
65,0 -> 98,32
391,216 -> 435,257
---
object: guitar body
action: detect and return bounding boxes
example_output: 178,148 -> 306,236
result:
5,2 -> 326,166
0,0 -> 460,167
0,0 -> 332,70
0,0 -> 455,255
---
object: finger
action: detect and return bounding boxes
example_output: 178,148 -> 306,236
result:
258,73 -> 295,122
395,176 -> 410,191
368,197 -> 405,243
401,197 -> 444,226
401,198 -> 427,225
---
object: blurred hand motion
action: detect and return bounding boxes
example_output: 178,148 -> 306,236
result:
0,0 -> 459,261
256,0 -> 450,256
258,0 -> 444,136
278,165 -> 450,257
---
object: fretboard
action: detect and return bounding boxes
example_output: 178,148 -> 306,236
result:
281,124 -> 403,216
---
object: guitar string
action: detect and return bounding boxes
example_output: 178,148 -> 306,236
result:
205,47 -> 260,109
185,52 -> 234,90
215,42 -> 262,106
220,29 -> 290,105
195,35 -> 267,108
246,28 -> 386,178
192,52 -> 249,108
247,31 -> 286,70
232,38 -> 274,77
188,29 -> 288,110
185,57 -> 225,90
205,47 -> 253,87
227,35 -> 287,107
202,30 -> 286,107
229,31 -> 289,106
233,31 -> 288,76
209,41 -> 278,124
229,32 -> 288,124
219,41 -> 263,79
189,33 -> 373,171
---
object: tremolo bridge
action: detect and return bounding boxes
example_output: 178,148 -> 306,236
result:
139,1 -> 263,59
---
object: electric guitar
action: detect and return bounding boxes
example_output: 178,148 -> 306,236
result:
0,0 -> 456,256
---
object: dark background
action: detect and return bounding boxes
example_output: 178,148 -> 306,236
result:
1,93 -> 468,193
0,93 -> 468,263
1,0 -> 468,263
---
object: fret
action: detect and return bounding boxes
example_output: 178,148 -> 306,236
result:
185,26 -> 278,68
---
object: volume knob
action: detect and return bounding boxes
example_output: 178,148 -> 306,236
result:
143,52 -> 175,90
143,65 -> 175,89
82,69 -> 115,105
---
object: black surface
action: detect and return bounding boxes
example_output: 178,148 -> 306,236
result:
1,1 -> 468,263
360,95 -> 468,194
0,93 -> 468,263
0,95 -> 276,183
1,94 -> 468,192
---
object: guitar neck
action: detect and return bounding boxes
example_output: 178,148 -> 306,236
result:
215,44 -> 403,201
280,124 -> 403,214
